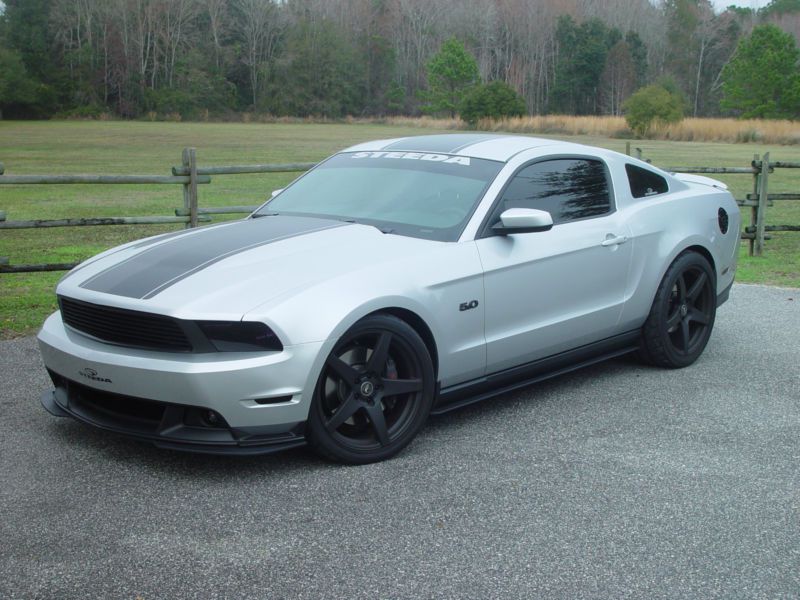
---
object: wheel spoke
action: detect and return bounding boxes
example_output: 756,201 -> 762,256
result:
677,274 -> 687,302
688,308 -> 710,326
364,402 -> 390,446
382,377 -> 423,397
325,392 -> 361,432
679,319 -> 691,352
666,309 -> 682,330
327,355 -> 360,385
687,272 -> 707,301
366,332 -> 392,374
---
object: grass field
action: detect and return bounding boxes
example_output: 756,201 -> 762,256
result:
1,120 -> 799,338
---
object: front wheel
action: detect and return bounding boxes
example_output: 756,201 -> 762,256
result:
639,251 -> 717,369
307,314 -> 435,464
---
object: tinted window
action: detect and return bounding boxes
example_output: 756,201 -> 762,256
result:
496,159 -> 612,225
626,164 -> 668,198
257,152 -> 504,242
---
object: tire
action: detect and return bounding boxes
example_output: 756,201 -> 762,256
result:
639,251 -> 717,369
307,314 -> 435,464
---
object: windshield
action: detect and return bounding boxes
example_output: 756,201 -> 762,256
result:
254,151 -> 504,241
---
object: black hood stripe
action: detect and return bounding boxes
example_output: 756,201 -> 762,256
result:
79,216 -> 345,299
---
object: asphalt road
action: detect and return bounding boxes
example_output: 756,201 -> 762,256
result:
1,283 -> 798,600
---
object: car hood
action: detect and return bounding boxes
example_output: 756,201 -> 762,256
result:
57,215 -> 441,319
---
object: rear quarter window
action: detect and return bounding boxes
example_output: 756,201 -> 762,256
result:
626,164 -> 669,198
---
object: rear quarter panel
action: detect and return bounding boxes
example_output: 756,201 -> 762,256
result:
613,171 -> 740,330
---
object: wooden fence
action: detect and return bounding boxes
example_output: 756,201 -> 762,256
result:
2,145 -> 799,273
0,148 -> 315,273
627,144 -> 800,256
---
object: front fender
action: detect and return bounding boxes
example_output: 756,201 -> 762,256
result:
243,242 -> 487,389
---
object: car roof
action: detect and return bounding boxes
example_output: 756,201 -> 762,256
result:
342,133 -> 606,163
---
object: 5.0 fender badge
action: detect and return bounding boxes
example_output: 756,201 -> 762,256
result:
78,367 -> 112,383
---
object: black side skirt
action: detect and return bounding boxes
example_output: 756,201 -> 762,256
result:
433,330 -> 640,415
716,280 -> 733,307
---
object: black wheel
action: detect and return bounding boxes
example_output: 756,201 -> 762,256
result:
307,314 -> 435,464
640,251 -> 716,369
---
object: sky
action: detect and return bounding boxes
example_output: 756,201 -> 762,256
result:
710,0 -> 772,10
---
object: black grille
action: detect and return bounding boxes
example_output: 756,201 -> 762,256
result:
59,296 -> 193,352
67,377 -> 167,426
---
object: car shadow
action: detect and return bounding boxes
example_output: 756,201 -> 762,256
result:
45,354 -> 654,476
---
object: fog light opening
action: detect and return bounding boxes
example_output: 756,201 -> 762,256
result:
202,409 -> 224,427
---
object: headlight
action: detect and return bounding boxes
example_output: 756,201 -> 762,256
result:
196,321 -> 283,352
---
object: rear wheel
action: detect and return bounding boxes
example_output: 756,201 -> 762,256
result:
639,251 -> 716,368
307,314 -> 435,464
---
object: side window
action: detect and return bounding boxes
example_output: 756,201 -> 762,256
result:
626,164 -> 669,198
497,158 -> 612,225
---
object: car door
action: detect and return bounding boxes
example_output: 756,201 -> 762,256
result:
475,157 -> 633,374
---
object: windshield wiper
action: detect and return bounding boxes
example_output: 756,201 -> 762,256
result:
338,218 -> 394,235
251,212 -> 279,219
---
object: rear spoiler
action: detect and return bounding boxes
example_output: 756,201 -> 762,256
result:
672,172 -> 729,191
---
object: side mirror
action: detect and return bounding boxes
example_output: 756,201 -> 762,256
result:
492,208 -> 553,235
270,188 -> 284,198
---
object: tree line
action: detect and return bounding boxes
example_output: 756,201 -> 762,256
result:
1,0 -> 800,121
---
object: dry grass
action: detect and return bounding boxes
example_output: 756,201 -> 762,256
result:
654,117 -> 800,145
66,110 -> 800,145
379,115 -> 800,146
477,115 -> 630,138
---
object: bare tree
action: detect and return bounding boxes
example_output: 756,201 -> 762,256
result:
159,0 -> 198,87
392,0 -> 446,102
691,1 -> 716,116
601,40 -> 636,115
202,0 -> 228,70
238,0 -> 284,108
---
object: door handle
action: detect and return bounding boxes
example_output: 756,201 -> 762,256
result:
601,234 -> 628,247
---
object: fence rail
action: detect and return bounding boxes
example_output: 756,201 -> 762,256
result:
171,162 -> 316,176
628,143 -> 800,256
0,174 -> 211,185
2,146 -> 799,273
174,205 -> 258,216
0,215 -> 211,229
660,166 -> 760,174
0,147 -> 314,273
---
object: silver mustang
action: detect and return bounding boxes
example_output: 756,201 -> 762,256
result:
38,134 -> 740,463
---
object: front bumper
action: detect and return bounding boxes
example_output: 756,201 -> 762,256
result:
37,311 -> 326,454
41,381 -> 306,455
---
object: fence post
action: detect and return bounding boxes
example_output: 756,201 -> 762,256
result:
748,154 -> 759,256
625,142 -> 631,156
755,152 -> 769,257
181,147 -> 199,228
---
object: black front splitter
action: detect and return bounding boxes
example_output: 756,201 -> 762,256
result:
41,389 -> 308,457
